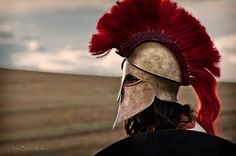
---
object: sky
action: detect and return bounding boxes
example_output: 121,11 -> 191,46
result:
0,0 -> 235,82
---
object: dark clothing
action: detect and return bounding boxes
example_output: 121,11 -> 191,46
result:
95,130 -> 236,156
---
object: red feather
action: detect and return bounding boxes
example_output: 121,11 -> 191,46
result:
89,0 -> 221,135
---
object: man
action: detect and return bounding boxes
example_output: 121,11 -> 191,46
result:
89,0 -> 235,155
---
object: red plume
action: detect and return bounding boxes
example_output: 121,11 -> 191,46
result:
89,0 -> 221,135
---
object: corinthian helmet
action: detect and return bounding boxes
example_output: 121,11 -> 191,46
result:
89,0 -> 221,135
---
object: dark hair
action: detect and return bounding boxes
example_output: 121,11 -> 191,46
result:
124,97 -> 194,136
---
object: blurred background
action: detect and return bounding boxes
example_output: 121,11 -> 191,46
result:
0,0 -> 235,155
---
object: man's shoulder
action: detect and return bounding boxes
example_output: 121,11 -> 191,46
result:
95,130 -> 236,156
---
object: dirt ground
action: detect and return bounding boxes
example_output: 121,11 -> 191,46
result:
0,68 -> 235,156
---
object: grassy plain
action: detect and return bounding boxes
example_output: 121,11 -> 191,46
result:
0,68 -> 235,156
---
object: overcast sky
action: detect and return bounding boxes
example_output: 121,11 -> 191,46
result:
0,0 -> 235,82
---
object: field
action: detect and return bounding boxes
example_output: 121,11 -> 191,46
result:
0,68 -> 235,156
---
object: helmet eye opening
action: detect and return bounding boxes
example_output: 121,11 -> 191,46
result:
124,74 -> 141,86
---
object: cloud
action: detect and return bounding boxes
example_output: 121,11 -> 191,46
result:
10,39 -> 122,76
0,24 -> 13,32
1,0 -> 236,82
214,33 -> 236,81
6,32 -> 236,82
215,33 -> 236,50
178,0 -> 236,38
0,31 -> 14,45
0,0 -> 115,16
0,31 -> 13,39
26,39 -> 39,51
7,33 -> 236,82
0,25 -> 16,44
215,34 -> 236,64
